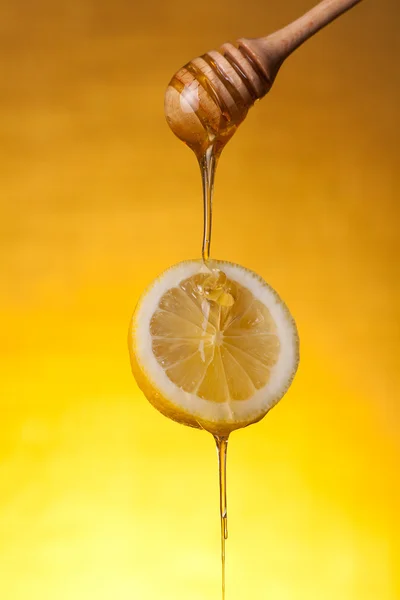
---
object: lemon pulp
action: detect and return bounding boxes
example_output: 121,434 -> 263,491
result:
151,271 -> 280,402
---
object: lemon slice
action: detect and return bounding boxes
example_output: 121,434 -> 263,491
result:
129,260 -> 299,435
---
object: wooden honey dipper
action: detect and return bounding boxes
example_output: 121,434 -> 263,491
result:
165,0 -> 363,157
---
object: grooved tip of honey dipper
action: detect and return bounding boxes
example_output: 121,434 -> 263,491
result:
164,42 -> 274,153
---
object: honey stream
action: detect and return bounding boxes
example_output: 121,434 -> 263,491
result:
199,146 -> 216,262
197,140 -> 231,599
170,52 -> 256,599
215,435 -> 229,600
194,84 -> 237,600
198,141 -> 231,600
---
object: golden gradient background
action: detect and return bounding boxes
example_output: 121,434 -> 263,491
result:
1,0 -> 399,598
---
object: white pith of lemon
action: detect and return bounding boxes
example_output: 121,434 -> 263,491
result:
129,260 -> 299,435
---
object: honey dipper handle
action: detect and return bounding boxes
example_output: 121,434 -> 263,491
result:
239,0 -> 364,84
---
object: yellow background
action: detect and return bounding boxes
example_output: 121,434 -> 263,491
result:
1,0 -> 399,598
